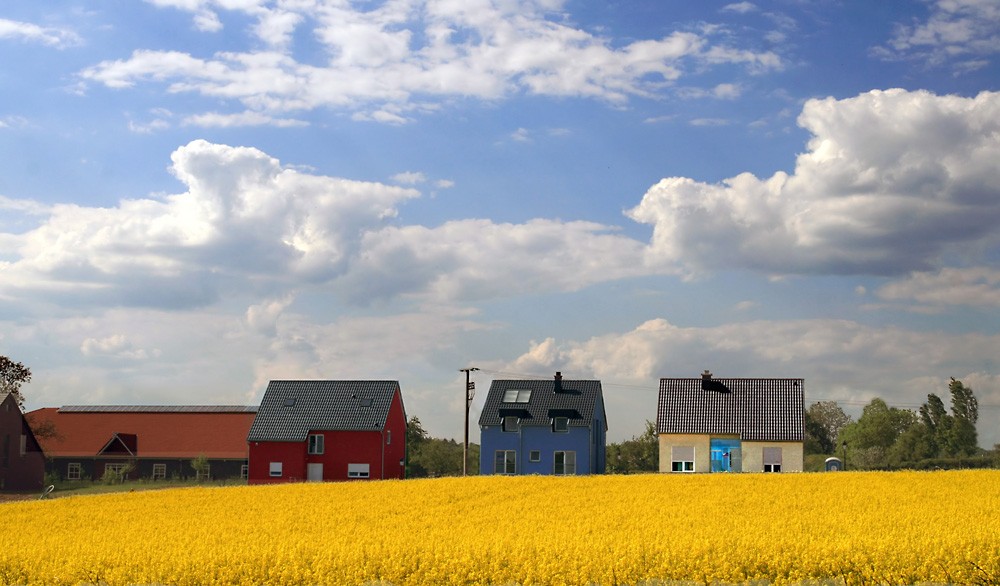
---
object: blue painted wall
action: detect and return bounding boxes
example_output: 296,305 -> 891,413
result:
480,416 -> 606,475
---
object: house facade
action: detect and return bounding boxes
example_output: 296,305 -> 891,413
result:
247,380 -> 407,484
479,372 -> 607,476
0,392 -> 45,491
657,371 -> 804,473
27,406 -> 257,482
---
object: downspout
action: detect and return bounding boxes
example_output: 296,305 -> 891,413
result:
380,427 -> 385,480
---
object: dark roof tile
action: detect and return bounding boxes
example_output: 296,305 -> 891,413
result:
656,377 -> 804,442
248,380 -> 399,442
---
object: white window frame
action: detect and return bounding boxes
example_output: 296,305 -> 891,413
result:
529,450 -> 541,463
195,463 -> 211,481
494,450 -> 516,474
269,461 -> 283,477
554,451 -> 576,475
763,447 -> 783,473
67,462 -> 82,481
151,463 -> 167,481
671,446 -> 695,473
308,433 -> 325,455
552,417 -> 569,432
240,464 -> 249,479
348,463 -> 370,478
502,416 -> 520,432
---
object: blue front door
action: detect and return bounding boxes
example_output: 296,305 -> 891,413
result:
710,438 -> 742,472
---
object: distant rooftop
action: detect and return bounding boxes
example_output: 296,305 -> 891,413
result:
58,405 -> 258,413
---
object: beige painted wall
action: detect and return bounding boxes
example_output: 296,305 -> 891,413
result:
741,441 -> 804,473
658,434 -> 710,473
658,435 -> 804,473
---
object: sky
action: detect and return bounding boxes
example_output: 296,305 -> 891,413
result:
2,0 -> 1000,448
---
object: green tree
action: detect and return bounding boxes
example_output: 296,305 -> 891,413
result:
804,401 -> 851,455
607,421 -> 658,473
0,355 -> 32,410
839,398 -> 916,469
946,378 -> 979,456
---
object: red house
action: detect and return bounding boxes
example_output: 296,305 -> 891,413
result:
27,406 -> 257,481
247,380 -> 406,484
0,392 -> 45,492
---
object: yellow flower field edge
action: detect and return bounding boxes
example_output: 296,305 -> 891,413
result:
2,470 -> 999,585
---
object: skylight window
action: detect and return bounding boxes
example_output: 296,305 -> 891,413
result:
283,398 -> 296,407
359,398 -> 373,407
502,389 -> 532,403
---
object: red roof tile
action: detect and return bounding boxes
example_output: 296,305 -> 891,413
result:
27,407 -> 255,459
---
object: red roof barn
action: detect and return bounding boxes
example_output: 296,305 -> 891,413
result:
27,406 -> 257,482
1,392 -> 45,492
247,380 -> 407,484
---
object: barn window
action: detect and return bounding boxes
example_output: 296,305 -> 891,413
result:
529,450 -> 540,462
308,434 -> 325,455
554,451 -> 576,475
67,462 -> 82,481
240,464 -> 249,479
195,463 -> 211,481
671,446 -> 695,473
763,447 -> 783,473
348,463 -> 370,478
502,416 -> 519,432
269,462 -> 283,477
494,450 -> 516,474
20,434 -> 26,456
152,464 -> 166,481
552,417 -> 569,432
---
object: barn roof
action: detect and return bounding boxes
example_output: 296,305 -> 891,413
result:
247,380 -> 401,442
26,406 -> 257,459
478,374 -> 606,430
656,375 -> 804,442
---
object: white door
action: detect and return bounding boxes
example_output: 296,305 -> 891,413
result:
307,463 -> 323,482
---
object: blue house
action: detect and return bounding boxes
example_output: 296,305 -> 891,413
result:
478,372 -> 607,475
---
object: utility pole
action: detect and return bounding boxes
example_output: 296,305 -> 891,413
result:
459,367 -> 479,476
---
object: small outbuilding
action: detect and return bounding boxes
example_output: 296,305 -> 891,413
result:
247,380 -> 407,484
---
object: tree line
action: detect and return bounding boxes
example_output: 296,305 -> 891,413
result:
806,378 -> 994,470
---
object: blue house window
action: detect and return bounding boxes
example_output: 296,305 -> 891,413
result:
529,450 -> 540,462
552,417 -> 569,432
502,416 -> 520,432
494,450 -> 516,474
554,451 -> 576,475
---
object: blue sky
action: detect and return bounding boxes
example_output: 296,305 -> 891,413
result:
2,0 -> 1000,447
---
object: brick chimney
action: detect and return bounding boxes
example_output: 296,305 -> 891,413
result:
702,370 -> 713,380
554,371 -> 563,393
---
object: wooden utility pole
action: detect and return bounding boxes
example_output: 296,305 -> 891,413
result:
459,367 -> 479,476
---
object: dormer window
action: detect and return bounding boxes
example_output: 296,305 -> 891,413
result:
552,417 -> 569,432
502,416 -> 520,432
502,389 -> 532,403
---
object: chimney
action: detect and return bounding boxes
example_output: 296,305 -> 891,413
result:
554,371 -> 563,393
702,370 -> 712,380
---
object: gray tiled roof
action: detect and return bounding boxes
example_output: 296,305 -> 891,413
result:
247,380 -> 400,442
478,378 -> 605,429
656,377 -> 804,442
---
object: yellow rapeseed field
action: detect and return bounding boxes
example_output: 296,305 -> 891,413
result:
2,470 -> 999,585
